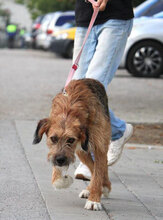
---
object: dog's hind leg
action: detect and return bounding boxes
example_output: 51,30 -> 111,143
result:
102,166 -> 111,198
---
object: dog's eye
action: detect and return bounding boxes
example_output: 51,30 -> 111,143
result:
67,138 -> 75,144
51,136 -> 58,144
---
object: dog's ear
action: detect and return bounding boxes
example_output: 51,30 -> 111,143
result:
81,128 -> 89,151
33,118 -> 50,144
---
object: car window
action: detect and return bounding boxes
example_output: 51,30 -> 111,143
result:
134,0 -> 159,17
153,11 -> 163,17
61,21 -> 75,29
55,15 -> 75,26
145,1 -> 163,16
38,15 -> 45,24
41,14 -> 54,27
34,16 -> 43,24
42,15 -> 52,24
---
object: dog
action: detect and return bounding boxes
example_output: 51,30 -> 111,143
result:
33,78 -> 111,211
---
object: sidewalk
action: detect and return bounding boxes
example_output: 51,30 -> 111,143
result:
1,119 -> 162,220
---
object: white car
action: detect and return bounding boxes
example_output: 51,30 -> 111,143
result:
120,16 -> 163,77
47,11 -> 75,34
36,11 -> 75,50
35,12 -> 60,49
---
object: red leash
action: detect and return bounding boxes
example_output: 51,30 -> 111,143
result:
65,0 -> 99,88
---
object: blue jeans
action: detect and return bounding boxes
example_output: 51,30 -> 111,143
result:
73,19 -> 133,140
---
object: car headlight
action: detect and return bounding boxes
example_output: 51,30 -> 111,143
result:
56,33 -> 68,40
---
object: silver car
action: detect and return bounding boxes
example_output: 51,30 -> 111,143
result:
120,15 -> 163,77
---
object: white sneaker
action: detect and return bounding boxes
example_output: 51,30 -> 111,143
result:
107,123 -> 133,166
74,124 -> 133,178
74,163 -> 91,180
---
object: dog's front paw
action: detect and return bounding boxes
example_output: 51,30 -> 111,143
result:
84,200 -> 102,211
79,189 -> 90,199
53,175 -> 73,189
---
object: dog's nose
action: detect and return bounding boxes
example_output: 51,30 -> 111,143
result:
55,155 -> 67,166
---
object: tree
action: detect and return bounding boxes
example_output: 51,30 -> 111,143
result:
27,0 -> 75,19
15,0 -> 26,4
15,0 -> 145,20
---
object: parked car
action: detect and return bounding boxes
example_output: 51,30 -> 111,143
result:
119,16 -> 163,77
51,14 -> 163,77
50,22 -> 76,58
153,10 -> 163,18
47,11 -> 75,35
35,11 -> 75,50
31,15 -> 45,48
35,12 -> 58,49
134,0 -> 163,17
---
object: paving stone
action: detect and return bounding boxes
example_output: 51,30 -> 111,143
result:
102,171 -> 155,220
0,120 -> 50,220
111,149 -> 163,219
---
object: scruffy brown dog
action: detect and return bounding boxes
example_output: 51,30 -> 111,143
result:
33,78 -> 111,211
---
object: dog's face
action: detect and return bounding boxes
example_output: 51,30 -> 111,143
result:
33,116 -> 89,168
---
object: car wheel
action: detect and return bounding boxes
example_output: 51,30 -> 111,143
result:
127,41 -> 163,77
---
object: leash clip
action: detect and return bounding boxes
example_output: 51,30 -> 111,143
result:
63,88 -> 68,96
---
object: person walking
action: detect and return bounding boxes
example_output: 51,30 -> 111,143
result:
6,24 -> 17,48
19,28 -> 26,48
73,0 -> 134,180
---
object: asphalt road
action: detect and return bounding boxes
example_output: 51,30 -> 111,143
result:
0,49 -> 163,123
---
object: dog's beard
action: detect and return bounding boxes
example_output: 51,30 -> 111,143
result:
56,165 -> 69,172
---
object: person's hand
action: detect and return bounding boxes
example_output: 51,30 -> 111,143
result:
92,0 -> 109,11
